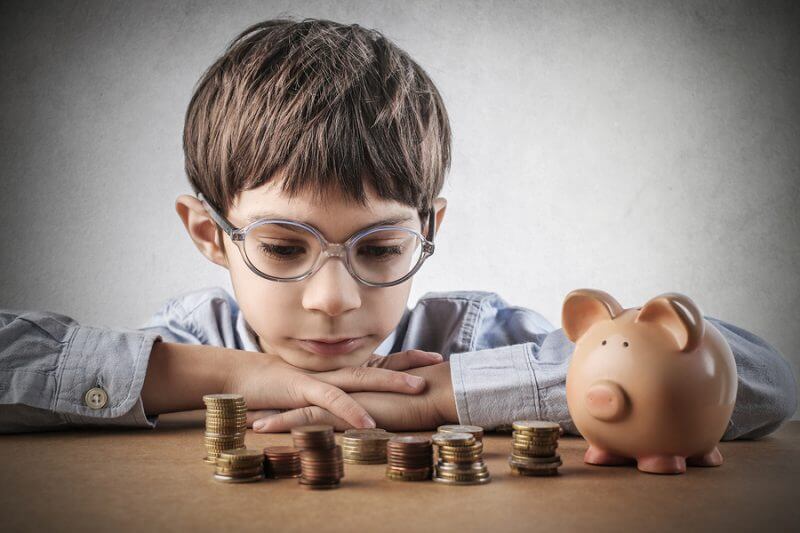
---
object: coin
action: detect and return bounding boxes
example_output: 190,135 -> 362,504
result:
213,473 -> 264,483
432,432 -> 476,447
292,425 -> 336,450
203,395 -> 249,464
218,448 -> 263,461
437,424 -> 485,441
508,419 -> 564,476
292,426 -> 343,489
385,467 -> 432,481
512,420 -> 561,432
433,474 -> 492,485
341,428 -> 393,464
385,436 -> 434,481
433,427 -> 491,486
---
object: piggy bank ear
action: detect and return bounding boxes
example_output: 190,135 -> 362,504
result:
562,289 -> 623,343
635,292 -> 705,352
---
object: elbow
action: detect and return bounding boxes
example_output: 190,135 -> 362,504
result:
723,342 -> 798,441
764,344 -> 798,433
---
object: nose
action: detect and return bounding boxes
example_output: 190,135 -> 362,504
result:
301,256 -> 362,317
585,380 -> 628,422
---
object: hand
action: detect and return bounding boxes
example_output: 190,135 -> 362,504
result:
362,349 -> 444,370
244,349 -> 445,427
142,341 -> 443,430
251,361 -> 459,432
227,349 -> 444,429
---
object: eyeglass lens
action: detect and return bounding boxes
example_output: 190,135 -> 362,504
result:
242,222 -> 425,284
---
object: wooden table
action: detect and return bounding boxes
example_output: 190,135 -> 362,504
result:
1,413 -> 797,532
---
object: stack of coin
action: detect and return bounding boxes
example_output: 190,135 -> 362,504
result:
203,394 -> 247,464
292,425 -> 344,490
213,449 -> 264,483
342,428 -> 394,464
291,424 -> 336,450
432,432 -> 491,485
437,424 -> 484,442
263,446 -> 301,479
508,420 -> 562,476
385,436 -> 433,481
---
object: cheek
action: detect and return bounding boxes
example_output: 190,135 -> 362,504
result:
226,253 -> 298,339
361,282 -> 413,336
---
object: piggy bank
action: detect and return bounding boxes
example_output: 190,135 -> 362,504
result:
563,289 -> 737,474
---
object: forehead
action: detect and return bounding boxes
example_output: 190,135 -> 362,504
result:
230,180 -> 419,239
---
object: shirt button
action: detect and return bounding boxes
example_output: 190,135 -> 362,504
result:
84,387 -> 109,409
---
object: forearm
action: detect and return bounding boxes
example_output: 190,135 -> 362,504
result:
141,340 -> 235,415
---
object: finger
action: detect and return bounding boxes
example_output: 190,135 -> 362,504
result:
374,349 -> 443,371
246,409 -> 283,427
315,365 -> 427,394
297,376 -> 376,429
252,406 -> 350,433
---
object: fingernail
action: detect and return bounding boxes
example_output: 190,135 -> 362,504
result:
406,375 -> 425,388
253,421 -> 265,431
361,415 -> 376,428
428,352 -> 443,360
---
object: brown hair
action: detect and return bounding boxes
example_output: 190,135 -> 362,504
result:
183,17 -> 451,231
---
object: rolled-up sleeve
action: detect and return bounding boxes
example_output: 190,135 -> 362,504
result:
709,317 -> 798,440
447,296 -> 797,440
0,309 -> 161,433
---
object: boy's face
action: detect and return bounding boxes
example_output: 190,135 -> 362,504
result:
177,178 -> 446,372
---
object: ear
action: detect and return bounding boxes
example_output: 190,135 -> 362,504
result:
175,194 -> 229,269
635,292 -> 704,352
562,289 -> 624,342
431,197 -> 447,237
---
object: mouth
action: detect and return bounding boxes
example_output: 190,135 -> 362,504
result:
295,337 -> 366,356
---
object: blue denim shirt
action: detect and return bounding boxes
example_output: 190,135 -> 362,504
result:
1,286 -> 796,438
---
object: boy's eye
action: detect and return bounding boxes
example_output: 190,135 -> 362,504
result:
356,244 -> 403,260
258,243 -> 306,259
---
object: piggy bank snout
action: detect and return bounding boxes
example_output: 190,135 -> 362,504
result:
585,380 -> 628,422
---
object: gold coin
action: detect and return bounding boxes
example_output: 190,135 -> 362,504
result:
510,465 -> 559,477
437,425 -> 484,440
511,420 -> 561,432
203,393 -> 244,400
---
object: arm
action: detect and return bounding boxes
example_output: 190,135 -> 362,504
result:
0,306 -> 441,433
0,309 -> 159,433
252,362 -> 457,432
253,306 -> 797,439
449,316 -> 797,440
708,317 -> 797,439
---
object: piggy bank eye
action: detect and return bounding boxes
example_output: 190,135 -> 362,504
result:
601,340 -> 607,346
623,341 -> 629,347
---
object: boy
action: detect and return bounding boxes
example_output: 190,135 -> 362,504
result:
0,18 -> 796,438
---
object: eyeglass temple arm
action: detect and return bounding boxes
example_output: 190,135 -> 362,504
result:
425,208 -> 436,242
197,192 -> 237,237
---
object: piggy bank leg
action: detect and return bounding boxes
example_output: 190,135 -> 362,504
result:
687,446 -> 723,467
636,455 -> 687,474
584,445 -> 635,466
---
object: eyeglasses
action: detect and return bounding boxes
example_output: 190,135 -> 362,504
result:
197,193 -> 436,287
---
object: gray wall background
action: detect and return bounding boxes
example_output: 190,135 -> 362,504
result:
1,0 -> 798,417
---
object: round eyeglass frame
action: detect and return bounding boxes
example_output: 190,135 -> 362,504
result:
197,193 -> 436,287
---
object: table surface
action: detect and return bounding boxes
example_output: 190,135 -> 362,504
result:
1,413 -> 797,532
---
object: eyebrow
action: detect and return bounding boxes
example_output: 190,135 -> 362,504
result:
244,212 -> 415,231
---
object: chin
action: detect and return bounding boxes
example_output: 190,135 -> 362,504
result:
286,350 -> 371,372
